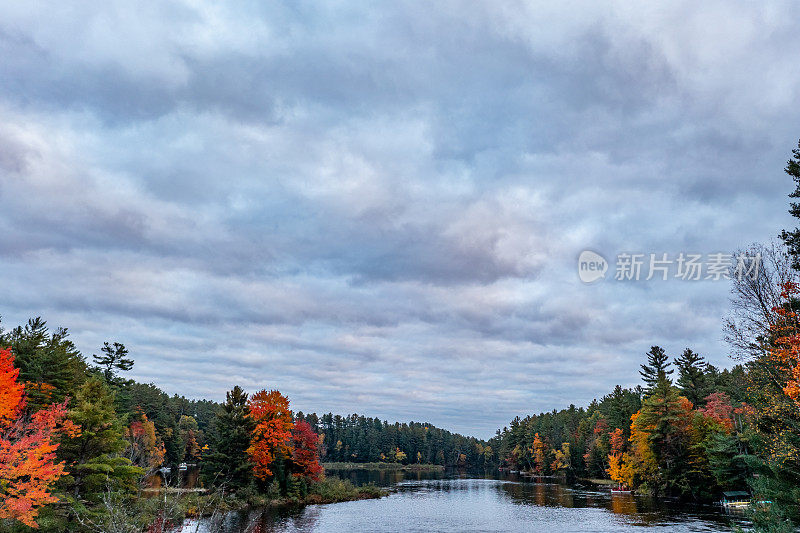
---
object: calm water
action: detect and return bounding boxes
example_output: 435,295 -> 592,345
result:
180,472 -> 744,532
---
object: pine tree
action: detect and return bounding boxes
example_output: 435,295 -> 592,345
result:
640,346 -> 673,395
780,139 -> 800,269
93,342 -> 134,382
202,386 -> 256,490
57,377 -> 141,502
2,318 -> 86,410
674,348 -> 712,407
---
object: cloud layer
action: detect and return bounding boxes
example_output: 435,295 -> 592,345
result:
1,1 -> 799,436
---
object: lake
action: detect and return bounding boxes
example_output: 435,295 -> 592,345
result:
180,471 -> 744,532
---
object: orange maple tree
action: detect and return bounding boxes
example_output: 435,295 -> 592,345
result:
0,346 -> 79,528
246,389 -> 294,480
126,412 -> 166,469
769,281 -> 800,405
531,433 -> 547,474
291,420 -> 323,481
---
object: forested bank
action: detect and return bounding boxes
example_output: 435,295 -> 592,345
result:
0,318 -> 489,531
490,142 -> 800,531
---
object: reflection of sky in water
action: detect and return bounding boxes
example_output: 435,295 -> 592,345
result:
181,476 -> 742,532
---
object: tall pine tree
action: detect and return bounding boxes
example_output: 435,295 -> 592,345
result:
640,346 -> 673,395
674,348 -> 713,407
780,139 -> 800,269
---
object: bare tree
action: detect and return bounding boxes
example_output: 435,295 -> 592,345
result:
725,240 -> 798,359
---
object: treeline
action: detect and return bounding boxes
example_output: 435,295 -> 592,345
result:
298,412 -> 494,468
491,347 -> 748,500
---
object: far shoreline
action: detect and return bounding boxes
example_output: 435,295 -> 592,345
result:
323,462 -> 446,472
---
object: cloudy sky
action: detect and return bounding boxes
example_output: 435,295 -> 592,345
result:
1,2 -> 799,437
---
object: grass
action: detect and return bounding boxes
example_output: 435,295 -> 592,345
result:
322,462 -> 445,472
304,477 -> 386,504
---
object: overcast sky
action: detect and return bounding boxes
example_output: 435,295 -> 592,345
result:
1,2 -> 799,438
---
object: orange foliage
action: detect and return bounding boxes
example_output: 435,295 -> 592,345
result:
769,281 -> 800,404
0,347 -> 25,425
532,433 -> 547,474
246,389 -> 293,480
127,412 -> 166,469
609,428 -> 625,456
0,347 -> 79,528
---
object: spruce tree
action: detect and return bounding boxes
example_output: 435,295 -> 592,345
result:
640,346 -> 673,395
202,386 -> 256,490
674,348 -> 713,407
780,139 -> 800,268
58,377 -> 141,501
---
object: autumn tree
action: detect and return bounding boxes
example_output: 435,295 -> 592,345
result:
291,420 -> 323,481
125,412 -> 165,471
246,390 -> 293,481
743,281 -> 800,523
630,373 -> 693,496
532,433 -> 547,475
550,443 -> 571,475
0,346 -> 78,528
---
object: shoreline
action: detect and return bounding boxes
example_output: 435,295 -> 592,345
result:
322,462 -> 445,472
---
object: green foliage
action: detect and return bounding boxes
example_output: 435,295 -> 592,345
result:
639,345 -> 673,395
301,412 -> 492,469
57,377 -> 142,501
780,139 -> 800,269
92,341 -> 134,383
0,317 -> 87,410
675,348 -> 714,407
202,386 -> 256,490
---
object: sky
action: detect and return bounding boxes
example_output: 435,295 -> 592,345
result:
1,2 -> 800,438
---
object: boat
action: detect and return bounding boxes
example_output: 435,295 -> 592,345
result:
721,491 -> 750,508
611,483 -> 631,493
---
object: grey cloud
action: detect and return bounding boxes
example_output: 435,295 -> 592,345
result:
1,1 -> 799,437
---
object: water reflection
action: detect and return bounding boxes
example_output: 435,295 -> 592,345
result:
180,471 -> 744,533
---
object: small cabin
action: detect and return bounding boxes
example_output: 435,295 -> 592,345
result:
721,491 -> 750,507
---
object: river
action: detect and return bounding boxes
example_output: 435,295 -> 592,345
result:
179,471 -> 745,532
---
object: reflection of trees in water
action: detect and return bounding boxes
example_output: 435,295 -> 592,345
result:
498,481 -> 575,508
144,466 -> 201,490
610,493 -> 638,516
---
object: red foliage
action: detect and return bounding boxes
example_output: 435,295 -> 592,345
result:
291,420 -> 323,481
609,427 -> 625,456
0,347 -> 79,528
593,418 -> 609,435
699,392 -> 734,431
246,390 -> 293,480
